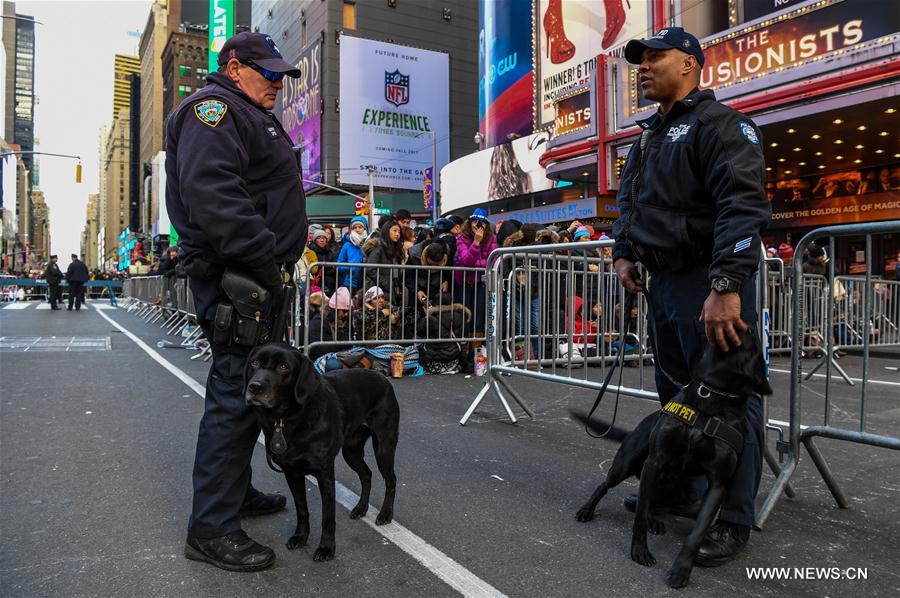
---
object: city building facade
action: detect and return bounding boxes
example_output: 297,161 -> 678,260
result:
440,0 -> 900,277
251,0 -> 478,223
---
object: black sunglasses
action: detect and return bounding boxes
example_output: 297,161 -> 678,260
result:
241,59 -> 284,82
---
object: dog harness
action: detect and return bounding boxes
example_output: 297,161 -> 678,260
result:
661,397 -> 744,454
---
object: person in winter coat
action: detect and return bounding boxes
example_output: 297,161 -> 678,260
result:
453,208 -> 497,334
503,224 -> 540,361
416,292 -> 471,374
363,218 -> 406,300
305,287 -> 355,359
336,216 -> 369,291
432,217 -> 460,265
43,255 -> 64,310
406,242 -> 451,308
353,286 -> 401,341
309,229 -> 337,294
64,253 -> 90,311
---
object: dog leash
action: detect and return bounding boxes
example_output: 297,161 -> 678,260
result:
583,291 -> 635,439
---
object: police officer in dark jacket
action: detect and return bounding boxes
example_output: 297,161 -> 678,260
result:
64,253 -> 90,310
165,31 -> 307,572
611,29 -> 771,566
43,255 -> 64,310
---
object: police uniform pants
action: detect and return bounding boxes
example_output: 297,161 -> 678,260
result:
646,263 -> 764,527
48,283 -> 60,308
188,349 -> 262,539
67,282 -> 85,309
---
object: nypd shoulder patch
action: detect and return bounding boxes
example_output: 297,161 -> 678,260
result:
739,121 -> 759,145
194,100 -> 228,128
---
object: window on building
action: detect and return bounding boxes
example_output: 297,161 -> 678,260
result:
196,68 -> 208,80
179,65 -> 191,77
343,1 -> 357,30
178,85 -> 192,97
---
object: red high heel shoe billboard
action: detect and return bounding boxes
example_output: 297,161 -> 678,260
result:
535,0 -> 648,131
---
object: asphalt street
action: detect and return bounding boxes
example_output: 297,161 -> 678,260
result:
1,299 -> 898,597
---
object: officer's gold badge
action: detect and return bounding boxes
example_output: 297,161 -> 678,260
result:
194,100 -> 228,128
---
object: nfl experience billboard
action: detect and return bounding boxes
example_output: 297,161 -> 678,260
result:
339,36 -> 450,191
534,0 -> 647,130
281,39 -> 322,191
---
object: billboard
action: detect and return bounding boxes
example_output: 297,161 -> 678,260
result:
208,0 -> 235,73
282,39 -> 322,191
615,0 -> 900,128
743,0 -> 806,23
768,167 -> 900,229
339,36 -> 449,191
439,131 -> 556,214
534,0 -> 647,130
478,0 -> 534,148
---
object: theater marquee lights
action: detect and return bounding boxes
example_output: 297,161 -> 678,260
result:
623,0 -> 900,119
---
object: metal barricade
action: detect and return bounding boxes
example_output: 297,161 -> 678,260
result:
300,261 -> 487,363
460,240 -> 662,425
756,219 -> 900,528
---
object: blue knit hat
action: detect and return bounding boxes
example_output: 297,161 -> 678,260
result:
470,207 -> 490,223
349,216 -> 368,230
574,226 -> 591,240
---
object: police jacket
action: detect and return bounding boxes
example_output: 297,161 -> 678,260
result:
44,262 -> 63,284
611,89 -> 771,284
164,72 -> 307,281
65,259 -> 90,283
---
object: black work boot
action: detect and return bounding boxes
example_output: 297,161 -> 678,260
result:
694,521 -> 751,567
184,530 -> 275,572
239,491 -> 287,517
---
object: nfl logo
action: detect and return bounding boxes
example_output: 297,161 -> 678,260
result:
385,70 -> 410,107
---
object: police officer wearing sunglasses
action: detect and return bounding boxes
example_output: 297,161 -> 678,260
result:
165,31 -> 306,572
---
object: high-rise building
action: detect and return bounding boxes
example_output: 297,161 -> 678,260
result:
80,193 -> 99,269
113,54 -> 140,120
2,2 -> 35,253
30,187 -> 47,263
161,29 -> 208,122
100,110 -> 130,267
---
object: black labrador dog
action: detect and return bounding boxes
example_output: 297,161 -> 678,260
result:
573,328 -> 771,589
244,342 -> 400,562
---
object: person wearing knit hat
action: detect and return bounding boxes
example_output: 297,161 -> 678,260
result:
777,242 -> 794,266
573,226 -> 591,241
433,217 -> 455,236
336,217 -> 370,290
328,286 -> 351,310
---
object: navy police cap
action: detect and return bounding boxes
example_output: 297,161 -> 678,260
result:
625,27 -> 704,67
217,31 -> 302,77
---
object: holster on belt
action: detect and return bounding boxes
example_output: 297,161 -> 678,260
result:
211,268 -> 275,351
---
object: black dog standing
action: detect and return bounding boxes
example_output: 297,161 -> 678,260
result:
611,27 -> 771,568
574,330 -> 772,588
245,344 -> 400,561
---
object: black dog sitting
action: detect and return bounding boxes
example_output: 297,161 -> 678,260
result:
244,342 -> 400,561
573,328 -> 771,589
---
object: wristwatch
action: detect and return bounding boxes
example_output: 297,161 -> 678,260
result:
711,277 -> 740,294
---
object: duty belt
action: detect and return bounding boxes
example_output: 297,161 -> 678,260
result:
661,400 -> 744,454
630,242 -> 710,273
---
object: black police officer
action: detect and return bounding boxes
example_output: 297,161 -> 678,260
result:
165,31 -> 307,572
611,28 -> 771,566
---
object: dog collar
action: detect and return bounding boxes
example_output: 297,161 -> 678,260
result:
695,381 -> 743,399
661,401 -> 744,454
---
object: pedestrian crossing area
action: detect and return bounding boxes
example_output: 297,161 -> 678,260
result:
1,302 -> 117,311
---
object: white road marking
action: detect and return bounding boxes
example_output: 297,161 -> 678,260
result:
769,367 -> 900,388
36,303 -> 50,310
2,303 -> 30,310
91,303 -> 117,310
98,308 -> 506,598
